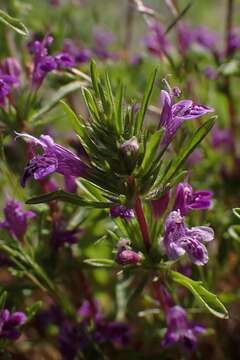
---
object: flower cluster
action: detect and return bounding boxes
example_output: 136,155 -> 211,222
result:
0,309 -> 26,341
28,35 -> 75,88
0,199 -> 35,240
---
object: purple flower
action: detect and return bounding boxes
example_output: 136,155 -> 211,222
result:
93,27 -> 116,60
194,27 -> 218,53
211,124 -> 234,150
110,205 -> 134,220
204,66 -> 218,80
95,319 -> 130,347
55,52 -> 75,68
52,221 -> 82,248
29,35 -> 74,88
28,35 -> 57,88
1,58 -> 21,79
177,23 -> 194,56
151,192 -> 170,218
63,39 -> 91,64
0,199 -> 35,240
162,305 -> 205,351
144,22 -> 171,58
186,149 -> 203,167
129,54 -> 142,65
0,74 -> 19,108
116,248 -> 141,266
159,89 -> 214,145
16,133 -> 89,187
64,175 -> 77,193
58,321 -> 89,360
78,299 -> 101,320
173,183 -> 213,216
116,239 -> 141,265
163,210 -> 214,265
227,30 -> 240,56
0,309 -> 26,340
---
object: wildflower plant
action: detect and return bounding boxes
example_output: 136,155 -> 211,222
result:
0,0 -> 239,358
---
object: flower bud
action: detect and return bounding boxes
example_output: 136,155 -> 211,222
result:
2,58 -> 21,79
116,248 -> 142,265
172,86 -> 181,97
120,137 -> 139,174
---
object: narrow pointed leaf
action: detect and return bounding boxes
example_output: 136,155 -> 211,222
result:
138,129 -> 164,176
163,117 -> 215,184
134,69 -> 157,134
32,81 -> 85,120
0,10 -> 29,36
233,208 -> 240,219
26,190 -> 113,208
171,271 -> 229,319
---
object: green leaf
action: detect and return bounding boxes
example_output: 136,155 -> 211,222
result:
164,1 -> 193,35
26,301 -> 43,322
60,100 -> 87,141
32,81 -> 85,121
228,225 -> 240,242
0,9 -> 28,36
233,208 -> 240,219
162,117 -> 215,184
82,87 -> 100,122
171,271 -> 229,319
134,69 -> 157,134
90,60 -> 100,96
138,129 -> 164,176
83,258 -> 115,267
0,291 -> 7,309
26,190 -> 113,208
115,85 -> 124,134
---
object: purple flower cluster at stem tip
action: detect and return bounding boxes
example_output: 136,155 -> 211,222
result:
28,35 -> 75,88
0,309 -> 26,340
144,22 -> 170,58
173,183 -> 213,216
0,199 -> 35,240
163,210 -> 214,265
162,305 -> 205,351
93,27 -> 117,60
63,39 -> 91,64
16,133 -> 89,187
159,89 -> 214,145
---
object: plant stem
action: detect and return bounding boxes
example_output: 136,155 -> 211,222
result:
225,0 -> 234,57
134,196 -> 151,253
224,0 -> 238,166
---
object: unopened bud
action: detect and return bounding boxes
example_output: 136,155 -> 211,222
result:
120,137 -> 139,156
120,137 -> 139,174
172,87 -> 181,97
116,248 -> 142,265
